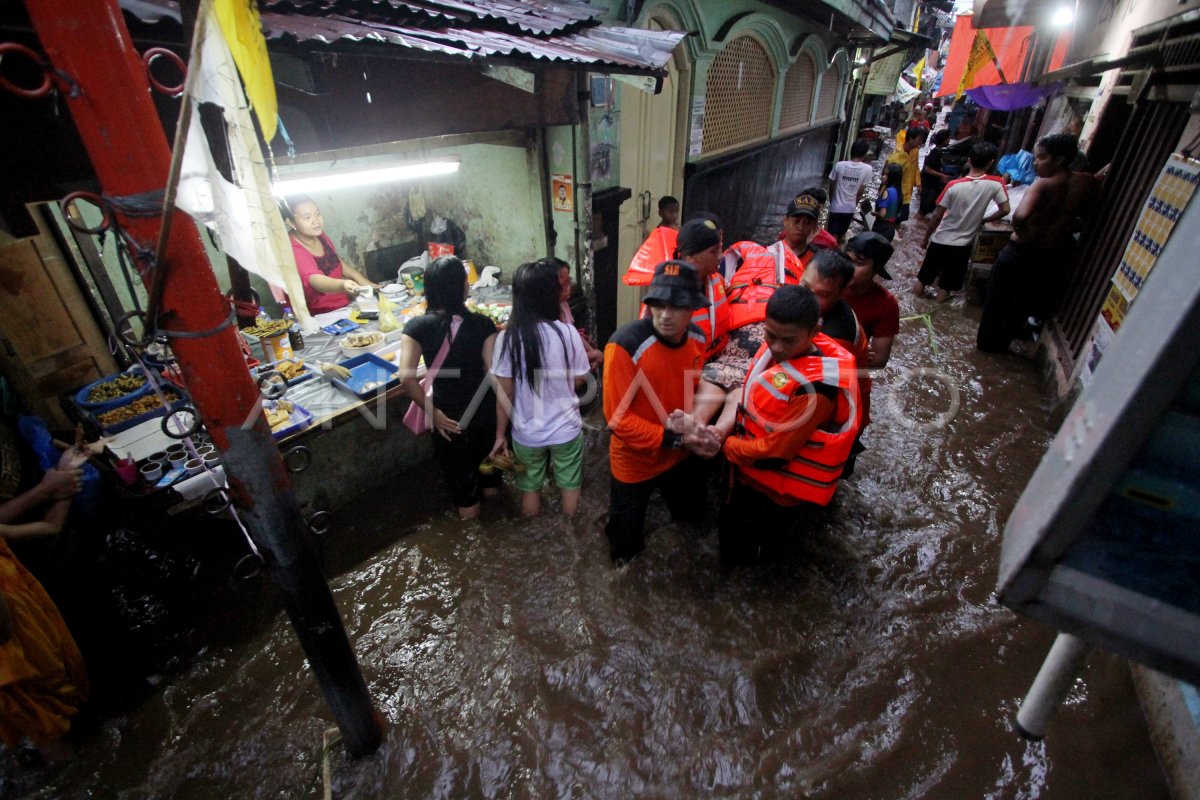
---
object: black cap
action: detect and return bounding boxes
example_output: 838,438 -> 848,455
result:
675,218 -> 721,256
785,193 -> 821,219
643,260 -> 708,310
845,231 -> 894,280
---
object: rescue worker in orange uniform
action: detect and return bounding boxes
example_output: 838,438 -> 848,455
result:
640,218 -> 730,360
717,285 -> 861,565
603,260 -> 711,563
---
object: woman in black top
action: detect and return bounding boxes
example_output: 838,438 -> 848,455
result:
399,256 -> 500,519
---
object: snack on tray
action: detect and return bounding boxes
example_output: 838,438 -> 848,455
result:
96,390 -> 178,427
85,372 -> 147,403
342,331 -> 384,349
265,400 -> 295,431
242,320 -> 291,338
275,360 -> 307,380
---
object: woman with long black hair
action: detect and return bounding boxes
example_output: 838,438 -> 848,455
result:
490,260 -> 590,517
399,256 -> 499,519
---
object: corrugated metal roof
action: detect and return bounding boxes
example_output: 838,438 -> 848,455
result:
123,0 -> 682,75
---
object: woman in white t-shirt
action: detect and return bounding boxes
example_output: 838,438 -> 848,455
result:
491,260 -> 591,516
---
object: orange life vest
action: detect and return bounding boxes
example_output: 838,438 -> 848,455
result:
725,241 -> 812,330
734,333 -> 861,506
693,272 -> 730,358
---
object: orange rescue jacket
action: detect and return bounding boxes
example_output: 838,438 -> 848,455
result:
733,333 -> 861,506
725,241 -> 812,330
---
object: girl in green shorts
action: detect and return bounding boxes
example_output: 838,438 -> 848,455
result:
490,260 -> 591,516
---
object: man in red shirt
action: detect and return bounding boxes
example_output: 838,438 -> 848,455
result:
842,232 -> 900,475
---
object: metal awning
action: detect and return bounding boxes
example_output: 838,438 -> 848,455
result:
121,0 -> 687,77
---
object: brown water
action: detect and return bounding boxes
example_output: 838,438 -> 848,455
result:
4,223 -> 1169,799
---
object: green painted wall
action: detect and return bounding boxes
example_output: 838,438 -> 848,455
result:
277,139 -> 546,285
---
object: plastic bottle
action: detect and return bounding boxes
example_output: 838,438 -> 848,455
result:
283,306 -> 304,351
255,305 -> 271,325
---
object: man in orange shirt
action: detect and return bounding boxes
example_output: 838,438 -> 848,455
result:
603,260 -> 711,563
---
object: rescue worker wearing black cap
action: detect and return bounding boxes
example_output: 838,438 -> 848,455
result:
603,260 -> 713,563
673,218 -> 729,359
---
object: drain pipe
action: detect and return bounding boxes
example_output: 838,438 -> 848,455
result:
25,0 -> 382,757
537,127 -> 556,257
1015,632 -> 1091,740
574,71 -> 596,339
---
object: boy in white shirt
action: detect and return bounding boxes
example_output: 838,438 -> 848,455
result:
827,139 -> 875,243
914,141 -> 1011,301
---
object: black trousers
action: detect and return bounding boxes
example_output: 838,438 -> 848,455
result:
605,456 -> 705,563
717,477 -> 819,566
977,240 -> 1075,352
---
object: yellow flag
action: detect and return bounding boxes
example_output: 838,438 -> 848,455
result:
914,55 -> 926,90
956,30 -> 995,99
213,0 -> 277,140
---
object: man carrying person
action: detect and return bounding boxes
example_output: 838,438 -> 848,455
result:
800,249 -> 869,370
976,134 -> 1079,353
913,141 -> 1011,302
603,260 -> 711,563
716,285 -> 861,565
827,140 -> 876,244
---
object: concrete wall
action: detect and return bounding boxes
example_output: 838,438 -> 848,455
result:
275,137 -> 547,285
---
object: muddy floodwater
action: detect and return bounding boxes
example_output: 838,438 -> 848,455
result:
4,230 -> 1169,799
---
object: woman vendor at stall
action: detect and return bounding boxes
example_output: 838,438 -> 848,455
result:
283,196 -> 377,314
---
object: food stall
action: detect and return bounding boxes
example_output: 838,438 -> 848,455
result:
65,279 -> 513,517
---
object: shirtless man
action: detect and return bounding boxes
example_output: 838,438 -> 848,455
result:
976,134 -> 1079,353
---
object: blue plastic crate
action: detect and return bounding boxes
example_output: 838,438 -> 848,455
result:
253,358 -> 316,388
74,367 -> 152,411
330,353 -> 401,399
266,400 -> 313,440
92,389 -> 186,435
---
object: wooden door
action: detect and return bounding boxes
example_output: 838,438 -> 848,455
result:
616,17 -> 687,328
0,216 -> 118,428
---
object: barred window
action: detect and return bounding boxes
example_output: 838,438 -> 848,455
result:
702,35 -> 777,154
779,54 -> 816,131
815,65 -> 843,120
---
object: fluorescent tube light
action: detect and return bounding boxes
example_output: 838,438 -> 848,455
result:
1051,5 -> 1073,25
272,159 -> 460,196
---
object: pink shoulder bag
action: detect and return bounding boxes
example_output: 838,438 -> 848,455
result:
403,315 -> 462,434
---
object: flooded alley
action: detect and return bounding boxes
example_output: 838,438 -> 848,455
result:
2,223 -> 1170,800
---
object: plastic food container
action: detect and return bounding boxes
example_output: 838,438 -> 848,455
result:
329,353 -> 401,399
339,331 -> 386,356
75,367 -> 151,411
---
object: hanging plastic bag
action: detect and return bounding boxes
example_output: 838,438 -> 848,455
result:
997,150 -> 1035,186
377,291 -> 400,333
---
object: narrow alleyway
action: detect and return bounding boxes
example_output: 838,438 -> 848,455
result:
1,209 -> 1171,799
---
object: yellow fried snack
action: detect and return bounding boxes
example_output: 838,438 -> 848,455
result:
276,360 -> 306,380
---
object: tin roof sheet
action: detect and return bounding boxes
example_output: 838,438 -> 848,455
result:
123,0 -> 682,74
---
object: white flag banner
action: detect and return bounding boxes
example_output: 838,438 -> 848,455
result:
175,3 -> 314,328
894,77 -> 921,103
